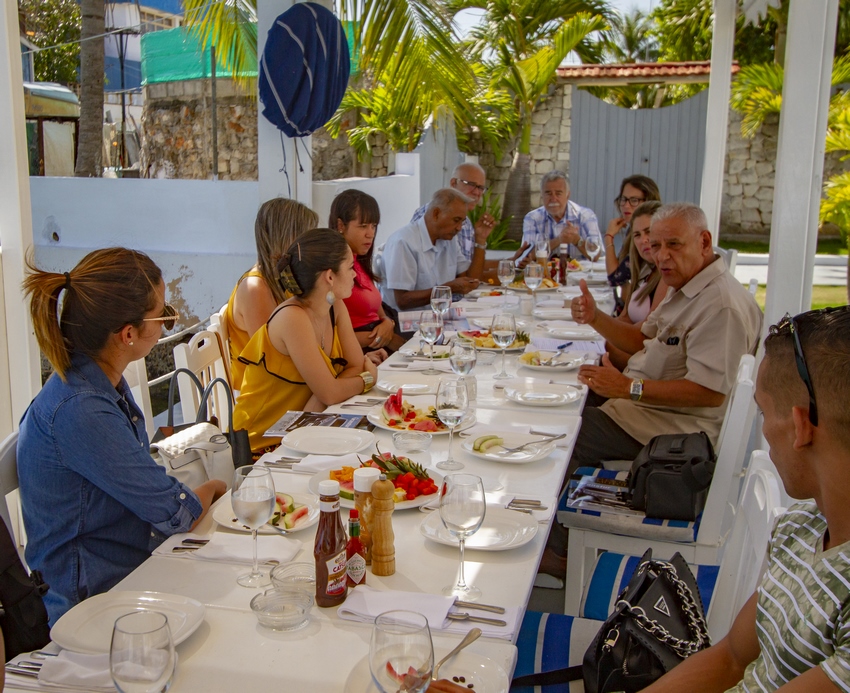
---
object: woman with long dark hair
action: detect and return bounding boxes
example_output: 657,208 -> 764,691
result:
604,175 -> 661,290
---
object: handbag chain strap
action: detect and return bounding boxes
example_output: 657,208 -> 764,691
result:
613,562 -> 712,658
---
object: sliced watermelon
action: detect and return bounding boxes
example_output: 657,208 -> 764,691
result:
339,479 -> 355,501
411,420 -> 438,432
275,493 -> 295,514
283,504 -> 309,529
383,388 -> 405,422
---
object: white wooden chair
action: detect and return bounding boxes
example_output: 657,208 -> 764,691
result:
560,354 -> 757,615
208,304 -> 233,391
714,246 -> 738,275
172,330 -> 232,430
0,431 -> 27,563
122,357 -> 155,439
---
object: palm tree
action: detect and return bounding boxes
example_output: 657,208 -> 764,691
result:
75,0 -> 104,177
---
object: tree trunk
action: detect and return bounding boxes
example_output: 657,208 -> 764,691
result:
75,0 -> 104,177
502,152 -> 532,241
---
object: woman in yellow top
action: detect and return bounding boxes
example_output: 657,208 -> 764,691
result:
223,198 -> 318,389
232,229 -> 379,453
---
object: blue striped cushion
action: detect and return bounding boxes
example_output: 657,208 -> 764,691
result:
557,467 -> 700,543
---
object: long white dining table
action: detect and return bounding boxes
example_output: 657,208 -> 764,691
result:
6,286 -> 609,692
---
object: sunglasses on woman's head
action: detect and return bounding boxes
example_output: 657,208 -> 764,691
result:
142,302 -> 178,331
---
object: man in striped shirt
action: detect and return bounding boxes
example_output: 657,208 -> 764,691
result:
645,306 -> 850,692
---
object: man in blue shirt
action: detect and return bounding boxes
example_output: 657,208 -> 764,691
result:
522,170 -> 600,259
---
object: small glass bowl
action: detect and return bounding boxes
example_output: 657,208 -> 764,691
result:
475,351 -> 497,366
250,587 -> 313,631
392,431 -> 433,453
270,561 -> 316,593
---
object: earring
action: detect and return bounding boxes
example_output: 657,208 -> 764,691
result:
129,342 -> 134,346
326,291 -> 336,306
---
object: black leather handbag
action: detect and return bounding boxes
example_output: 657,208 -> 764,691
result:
628,432 -> 716,521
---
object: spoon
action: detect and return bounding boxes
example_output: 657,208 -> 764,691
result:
432,628 -> 482,681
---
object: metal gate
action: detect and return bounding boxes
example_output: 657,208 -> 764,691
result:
568,88 -> 709,226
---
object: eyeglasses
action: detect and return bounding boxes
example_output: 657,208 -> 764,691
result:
616,196 -> 646,207
769,312 -> 818,426
457,179 -> 488,194
142,302 -> 178,331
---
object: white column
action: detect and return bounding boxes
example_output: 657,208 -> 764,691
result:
0,0 -> 41,434
699,0 -> 737,237
257,0 -> 312,207
763,0 -> 839,328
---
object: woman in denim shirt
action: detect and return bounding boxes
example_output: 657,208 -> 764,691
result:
18,248 -> 226,625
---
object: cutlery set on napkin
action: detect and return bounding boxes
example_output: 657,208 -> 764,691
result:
153,532 -> 301,565
5,651 -> 114,692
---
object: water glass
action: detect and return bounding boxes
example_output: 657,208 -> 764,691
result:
436,379 -> 469,471
497,260 -> 515,306
439,474 -> 486,601
524,262 -> 544,309
430,286 -> 452,324
449,339 -> 477,377
232,466 -> 276,588
585,233 -> 602,279
418,310 -> 444,375
490,313 -> 516,380
369,611 -> 434,693
110,611 -> 175,693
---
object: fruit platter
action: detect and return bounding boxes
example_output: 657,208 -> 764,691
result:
213,491 -> 319,534
459,329 -> 530,351
367,390 -> 475,434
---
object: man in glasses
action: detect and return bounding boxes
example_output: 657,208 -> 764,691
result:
644,306 -> 850,692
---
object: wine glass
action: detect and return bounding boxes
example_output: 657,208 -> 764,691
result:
449,339 -> 477,377
430,285 -> 452,327
524,262 -> 544,310
369,611 -> 434,693
232,466 -> 276,588
439,474 -> 486,600
110,611 -> 176,693
435,379 -> 469,471
490,313 -> 516,380
497,259 -> 515,307
418,310 -> 444,376
585,233 -> 602,280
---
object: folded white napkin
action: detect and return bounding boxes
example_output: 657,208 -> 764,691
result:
474,295 -> 519,307
154,532 -> 301,565
338,586 -> 455,629
38,651 -> 114,691
286,453 -> 362,473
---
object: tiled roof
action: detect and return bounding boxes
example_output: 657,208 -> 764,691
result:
556,61 -> 740,84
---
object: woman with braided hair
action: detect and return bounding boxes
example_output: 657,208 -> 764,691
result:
232,229 -> 378,453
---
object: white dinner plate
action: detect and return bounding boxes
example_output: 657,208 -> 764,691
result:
504,383 -> 581,407
508,283 -> 560,293
541,323 -> 601,340
376,378 -> 437,395
461,433 -> 556,464
518,351 -> 589,373
51,591 -> 205,655
344,651 -> 508,693
398,345 -> 451,360
419,506 -> 538,551
308,468 -> 444,511
366,396 -> 476,435
532,308 -> 573,320
281,426 -> 375,455
213,491 -> 319,534
470,317 -> 531,332
468,288 -> 514,299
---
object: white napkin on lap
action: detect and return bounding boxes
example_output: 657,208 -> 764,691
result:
38,651 -> 114,691
338,586 -> 454,629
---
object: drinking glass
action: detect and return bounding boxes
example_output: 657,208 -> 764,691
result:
585,233 -> 602,280
524,262 -> 544,310
439,474 -> 486,600
497,259 -> 515,308
369,611 -> 434,693
232,466 -> 276,587
110,611 -> 175,693
430,285 -> 452,326
418,310 -> 444,376
435,379 -> 469,471
490,313 -> 516,380
449,339 -> 477,377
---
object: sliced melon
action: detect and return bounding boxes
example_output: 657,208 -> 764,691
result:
339,479 -> 355,501
275,493 -> 295,514
473,434 -> 500,451
284,504 -> 309,529
479,437 -> 504,451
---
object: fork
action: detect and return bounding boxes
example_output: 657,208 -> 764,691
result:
445,612 -> 507,627
499,433 -> 566,452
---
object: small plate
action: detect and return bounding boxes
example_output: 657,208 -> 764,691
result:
213,491 -> 319,534
398,345 -> 451,360
51,591 -> 205,654
541,322 -> 601,340
470,317 -> 531,332
468,288 -> 514,299
504,384 -> 581,407
281,427 -> 374,455
308,468 -> 444,510
420,506 -> 538,551
461,433 -> 556,464
366,396 -> 476,435
376,379 -> 437,395
519,351 -> 588,373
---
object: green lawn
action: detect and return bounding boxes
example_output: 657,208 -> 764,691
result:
721,238 -> 848,255
753,284 -> 848,311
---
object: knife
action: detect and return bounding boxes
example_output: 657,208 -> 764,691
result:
454,599 -> 506,614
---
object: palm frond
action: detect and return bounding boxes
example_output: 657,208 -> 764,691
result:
182,0 -> 256,87
820,170 -> 850,240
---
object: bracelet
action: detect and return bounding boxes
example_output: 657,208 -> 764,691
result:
359,371 -> 375,393
605,237 -> 615,246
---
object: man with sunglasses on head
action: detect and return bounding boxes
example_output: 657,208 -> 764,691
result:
643,306 -> 850,693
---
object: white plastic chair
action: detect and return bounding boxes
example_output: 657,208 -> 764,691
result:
562,354 -> 758,615
122,357 -> 155,439
714,246 -> 738,275
0,431 -> 28,563
208,304 -> 233,390
172,330 -> 232,430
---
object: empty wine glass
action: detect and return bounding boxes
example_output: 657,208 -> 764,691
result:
110,611 -> 175,693
232,466 -> 276,588
369,611 -> 434,693
439,474 -> 486,601
418,310 -> 444,376
436,379 -> 469,471
524,262 -> 544,309
497,259 -> 515,307
430,286 -> 452,327
585,233 -> 602,280
490,313 -> 516,380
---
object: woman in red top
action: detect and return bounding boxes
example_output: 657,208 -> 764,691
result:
329,190 -> 405,353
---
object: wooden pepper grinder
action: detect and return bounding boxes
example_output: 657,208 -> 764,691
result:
370,473 -> 396,576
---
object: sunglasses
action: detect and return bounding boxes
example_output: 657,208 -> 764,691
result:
769,312 -> 818,426
142,302 -> 178,331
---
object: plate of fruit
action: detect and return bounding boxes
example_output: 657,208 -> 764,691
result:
308,449 -> 443,510
368,390 -> 475,434
213,492 -> 319,534
458,329 -> 530,352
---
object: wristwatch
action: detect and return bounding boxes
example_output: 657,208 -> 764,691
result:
630,378 -> 644,401
474,242 -> 487,250
360,371 -> 375,393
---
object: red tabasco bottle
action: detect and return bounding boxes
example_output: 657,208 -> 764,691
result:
346,509 -> 367,588
314,480 -> 348,607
